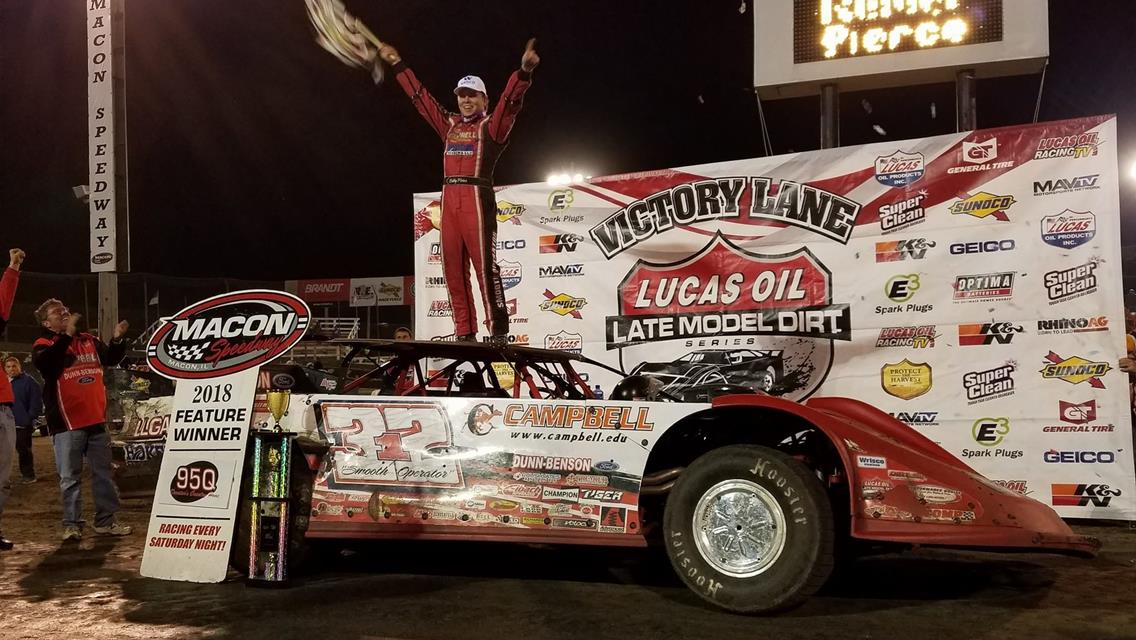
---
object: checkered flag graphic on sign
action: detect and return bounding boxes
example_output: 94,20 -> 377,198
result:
164,343 -> 210,362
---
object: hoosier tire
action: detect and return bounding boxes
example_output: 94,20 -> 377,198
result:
663,444 -> 834,614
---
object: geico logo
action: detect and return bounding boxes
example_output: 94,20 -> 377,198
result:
497,239 -> 527,250
949,240 -> 1016,254
1043,450 -> 1116,463
170,314 -> 294,341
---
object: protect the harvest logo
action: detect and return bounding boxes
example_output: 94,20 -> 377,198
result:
949,192 -> 1015,221
1040,352 -> 1111,388
881,359 -> 932,400
146,290 -> 310,380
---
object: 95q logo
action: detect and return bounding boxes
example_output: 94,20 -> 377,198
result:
146,290 -> 310,380
169,461 -> 219,503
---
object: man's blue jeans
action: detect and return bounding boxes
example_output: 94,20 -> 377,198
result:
52,426 -> 119,529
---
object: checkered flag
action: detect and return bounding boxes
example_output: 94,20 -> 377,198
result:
160,343 -> 210,362
303,0 -> 388,84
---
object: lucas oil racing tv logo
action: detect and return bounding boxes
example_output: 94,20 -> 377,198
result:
146,290 -> 310,380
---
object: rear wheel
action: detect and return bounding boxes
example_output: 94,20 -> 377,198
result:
663,444 -> 833,613
229,446 -> 314,577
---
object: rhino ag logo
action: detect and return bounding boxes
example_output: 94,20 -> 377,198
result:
146,290 -> 310,380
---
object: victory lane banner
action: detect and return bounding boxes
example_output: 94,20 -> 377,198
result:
413,115 -> 1136,521
140,290 -> 310,583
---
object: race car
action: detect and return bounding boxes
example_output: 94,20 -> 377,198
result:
631,348 -> 784,394
204,339 -> 1098,614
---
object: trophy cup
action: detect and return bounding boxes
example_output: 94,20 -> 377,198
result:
247,386 -> 298,587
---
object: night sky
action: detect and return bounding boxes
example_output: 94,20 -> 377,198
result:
2,1 -> 1135,280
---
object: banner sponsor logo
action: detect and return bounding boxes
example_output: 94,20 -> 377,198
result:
953,272 -> 1015,302
146,291 -> 310,380
428,300 -> 452,317
1040,352 -> 1110,388
1036,316 -> 1108,335
949,192 -> 1016,221
964,417 -> 1023,459
879,191 -> 927,233
499,260 -> 522,290
890,411 -> 939,426
495,239 -> 527,251
589,178 -> 860,259
425,275 -> 446,288
876,325 -> 936,348
298,279 -> 351,303
540,234 -> 584,254
881,359 -> 932,400
1045,401 -> 1115,434
948,138 -> 1014,174
88,0 -> 116,272
1041,211 -> 1096,249
949,239 -> 1015,255
1044,260 -> 1098,304
1044,450 -> 1116,464
606,236 -> 851,349
540,290 -> 587,318
875,238 -> 935,262
548,189 -> 574,211
957,322 -> 1023,346
544,331 -> 583,354
1034,174 -> 1101,196
539,263 -> 584,278
1051,483 -> 1121,507
875,151 -> 925,187
428,242 -> 442,264
963,363 -> 1015,404
885,274 -> 921,303
1035,132 -> 1101,160
496,201 -> 526,225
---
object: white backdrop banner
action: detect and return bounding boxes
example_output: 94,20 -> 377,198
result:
414,115 -> 1135,521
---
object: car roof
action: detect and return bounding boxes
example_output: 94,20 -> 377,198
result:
330,339 -> 625,375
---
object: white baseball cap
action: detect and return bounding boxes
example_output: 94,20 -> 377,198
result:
454,75 -> 487,96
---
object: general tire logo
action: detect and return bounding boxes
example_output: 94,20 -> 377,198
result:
146,290 -> 310,380
1041,211 -> 1096,249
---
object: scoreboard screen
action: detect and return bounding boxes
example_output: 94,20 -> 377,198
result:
793,0 -> 1004,63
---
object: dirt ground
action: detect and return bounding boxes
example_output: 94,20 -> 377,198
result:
1,435 -> 1135,640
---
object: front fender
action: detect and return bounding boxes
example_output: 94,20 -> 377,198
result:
712,394 -> 1099,556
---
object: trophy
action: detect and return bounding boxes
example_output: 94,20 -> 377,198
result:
266,390 -> 291,430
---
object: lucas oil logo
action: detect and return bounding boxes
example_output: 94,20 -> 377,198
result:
1040,352 -> 1110,388
875,151 -> 925,187
544,331 -> 583,354
498,260 -> 522,290
146,290 -> 310,380
427,300 -> 453,317
1035,132 -> 1100,160
1041,211 -> 1095,249
949,192 -> 1015,221
496,201 -> 525,225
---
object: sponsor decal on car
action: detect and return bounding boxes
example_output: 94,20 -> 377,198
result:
594,460 -> 620,472
875,151 -> 925,187
860,478 -> 893,500
146,290 -> 310,380
879,191 -> 927,233
912,485 -> 963,504
551,518 -> 594,529
1034,132 -> 1100,160
1041,211 -> 1096,249
1040,352 -> 1110,387
522,516 -> 547,526
580,489 -> 625,502
963,363 -> 1015,404
991,480 -> 1030,495
887,469 -> 927,482
875,238 -> 935,262
521,504 -> 544,515
599,506 -> 628,533
502,482 -> 546,497
949,192 -> 1015,221
957,322 -> 1023,346
856,455 -> 887,469
953,272 -> 1015,301
514,455 -> 593,472
1051,483 -> 1121,507
1036,316 -> 1108,335
1044,260 -> 1098,304
564,474 -> 610,487
881,359 -> 932,400
922,508 -> 976,523
1034,174 -> 1100,196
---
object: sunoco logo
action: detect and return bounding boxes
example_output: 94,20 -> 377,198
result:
1044,261 -> 1098,304
1040,351 -> 1110,388
496,201 -> 525,225
146,290 -> 310,380
949,192 -> 1015,221
540,290 -> 587,318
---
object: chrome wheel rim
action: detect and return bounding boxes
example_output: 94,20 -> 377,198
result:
692,479 -> 787,578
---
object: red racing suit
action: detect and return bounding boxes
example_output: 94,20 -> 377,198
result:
394,61 -> 533,337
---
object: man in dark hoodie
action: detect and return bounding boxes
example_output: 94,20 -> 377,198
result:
5,356 -> 42,483
0,248 -> 24,550
32,297 -> 131,542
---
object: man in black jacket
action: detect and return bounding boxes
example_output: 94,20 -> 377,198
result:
32,298 -> 131,542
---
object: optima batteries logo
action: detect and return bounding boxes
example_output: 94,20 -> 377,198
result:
146,290 -> 310,380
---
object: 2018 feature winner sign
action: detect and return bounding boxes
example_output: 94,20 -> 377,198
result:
140,290 -> 310,583
414,115 -> 1135,520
